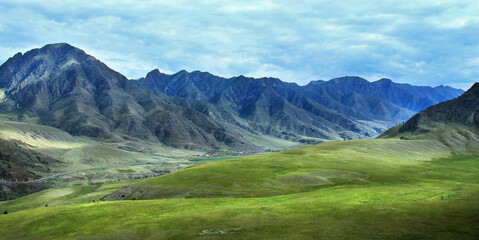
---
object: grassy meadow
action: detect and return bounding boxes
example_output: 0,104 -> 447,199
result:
1,136 -> 478,239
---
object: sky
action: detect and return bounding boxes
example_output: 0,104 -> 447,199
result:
0,0 -> 478,89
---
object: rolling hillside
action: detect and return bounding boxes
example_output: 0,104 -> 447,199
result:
1,138 -> 477,239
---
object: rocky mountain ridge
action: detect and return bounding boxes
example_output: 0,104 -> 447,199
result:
0,43 -> 465,151
0,43 -> 255,151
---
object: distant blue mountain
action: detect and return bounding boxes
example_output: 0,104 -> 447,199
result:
137,70 -> 463,140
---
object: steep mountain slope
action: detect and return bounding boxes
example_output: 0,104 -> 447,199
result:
138,70 -> 375,140
305,77 -> 463,112
380,82 -> 479,153
0,138 -> 59,181
137,70 -> 463,140
0,138 -> 61,200
397,82 -> 478,131
0,43 -> 254,151
303,77 -> 411,121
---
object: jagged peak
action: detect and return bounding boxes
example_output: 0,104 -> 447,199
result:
233,74 -> 247,79
190,70 -> 218,78
143,69 -> 223,81
12,52 -> 23,58
146,69 -> 163,77
3,52 -> 24,65
306,80 -> 326,86
464,82 -> 479,95
175,70 -> 189,75
375,78 -> 393,84
0,43 -> 129,91
152,68 -> 162,73
31,43 -> 79,56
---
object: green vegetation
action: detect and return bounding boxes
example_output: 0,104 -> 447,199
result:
242,132 -> 308,150
189,157 -> 241,163
0,117 -> 196,186
0,179 -> 143,213
1,137 -> 478,239
118,139 -> 451,199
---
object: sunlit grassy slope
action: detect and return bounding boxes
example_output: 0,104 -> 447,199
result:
1,136 -> 478,239
0,117 -> 197,186
0,179 -> 143,213
110,138 -> 452,199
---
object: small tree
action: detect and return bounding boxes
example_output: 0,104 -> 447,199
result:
3,210 -> 7,214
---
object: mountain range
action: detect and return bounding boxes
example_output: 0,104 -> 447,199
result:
0,43 -> 464,152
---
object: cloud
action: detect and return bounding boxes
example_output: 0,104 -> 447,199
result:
219,1 -> 279,13
0,0 -> 478,88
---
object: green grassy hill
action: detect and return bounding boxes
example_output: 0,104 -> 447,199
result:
1,137 -> 478,239
106,138 -> 452,200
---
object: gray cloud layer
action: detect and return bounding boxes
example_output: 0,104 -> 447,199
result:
1,0 -> 478,89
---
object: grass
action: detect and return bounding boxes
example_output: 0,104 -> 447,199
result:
0,179 -> 144,213
0,117 -> 197,187
189,157 -> 240,162
1,136 -> 478,239
188,154 -> 261,163
121,138 -> 452,199
241,130 -> 308,150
